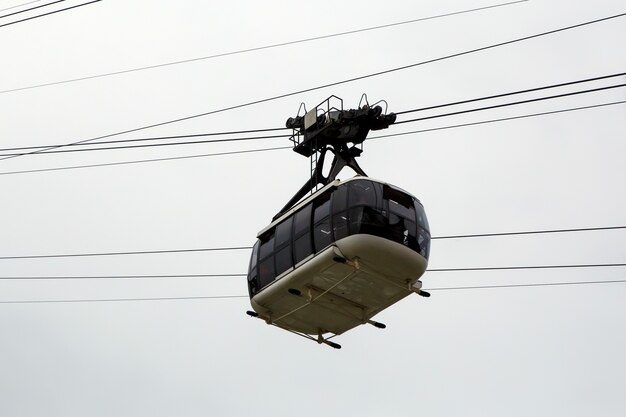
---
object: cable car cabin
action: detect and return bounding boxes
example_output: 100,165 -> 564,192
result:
247,176 -> 430,341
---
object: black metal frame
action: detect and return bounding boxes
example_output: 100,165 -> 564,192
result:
274,96 -> 396,220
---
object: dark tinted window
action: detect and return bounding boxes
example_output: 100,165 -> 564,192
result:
257,231 -> 276,289
382,185 -> 421,248
314,218 -> 332,251
386,213 -> 408,244
331,184 -> 349,241
348,207 -> 363,235
389,198 -> 416,221
250,180 -> 431,297
349,180 -> 376,207
275,218 -> 292,248
273,218 -> 293,276
294,233 -> 312,264
332,185 -> 348,213
384,186 -> 413,210
258,256 -> 275,289
248,241 -> 260,272
275,245 -> 292,276
418,229 -> 431,259
247,241 -> 260,297
259,234 -> 274,260
313,194 -> 331,224
313,193 -> 332,252
293,204 -> 313,264
333,211 -> 349,240
415,200 -> 429,231
293,205 -> 312,235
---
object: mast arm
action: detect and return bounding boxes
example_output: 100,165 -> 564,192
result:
273,145 -> 367,220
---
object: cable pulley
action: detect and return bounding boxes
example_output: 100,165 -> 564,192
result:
275,95 -> 396,219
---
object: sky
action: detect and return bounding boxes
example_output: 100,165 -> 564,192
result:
1,0 -> 625,416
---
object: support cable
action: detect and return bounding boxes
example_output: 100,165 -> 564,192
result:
2,11 -> 623,162
427,263 -> 626,273
0,146 -> 292,176
0,274 -> 246,280
1,264 -> 625,280
0,0 -> 64,20
426,279 -> 626,292
395,72 -> 626,115
0,0 -> 100,29
431,224 -> 626,240
370,100 -> 626,141
1,279 -> 624,304
0,133 -> 291,157
0,1 -> 44,13
2,72 -> 620,155
394,83 -> 626,125
1,99 -> 624,176
1,83 -> 623,158
0,295 -> 248,304
1,225 -> 624,260
0,126 -> 290,153
0,1 -> 527,94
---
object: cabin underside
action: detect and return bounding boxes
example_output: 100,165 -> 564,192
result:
250,234 -> 428,336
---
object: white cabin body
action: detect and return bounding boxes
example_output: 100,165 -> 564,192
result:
247,176 -> 430,337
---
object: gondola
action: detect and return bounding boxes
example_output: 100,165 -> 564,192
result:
246,96 -> 430,348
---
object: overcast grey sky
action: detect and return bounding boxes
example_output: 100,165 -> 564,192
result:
1,1 -> 625,416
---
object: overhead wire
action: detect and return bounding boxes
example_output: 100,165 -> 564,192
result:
1,81 -> 623,158
0,1 -> 44,13
370,100 -> 626,141
0,295 -> 248,304
2,233 -> 624,303
0,4 -> 622,327
0,0 -> 100,29
2,71 -> 621,155
394,83 -> 626,125
0,246 -> 253,260
394,71 -> 626,115
431,224 -> 626,240
426,279 -> 626,292
1,225 -> 624,260
0,146 -> 292,176
0,1 -> 528,95
0,274 -> 247,280
1,99 -> 624,176
427,263 -> 626,273
1,86 -> 623,157
1,279 -> 624,304
0,126 -> 290,153
1,263 -> 626,280
0,132 -> 292,157
2,11 -> 624,162
0,0 -> 64,20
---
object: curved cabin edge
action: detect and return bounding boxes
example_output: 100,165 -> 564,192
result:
251,235 -> 428,335
247,176 -> 431,335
